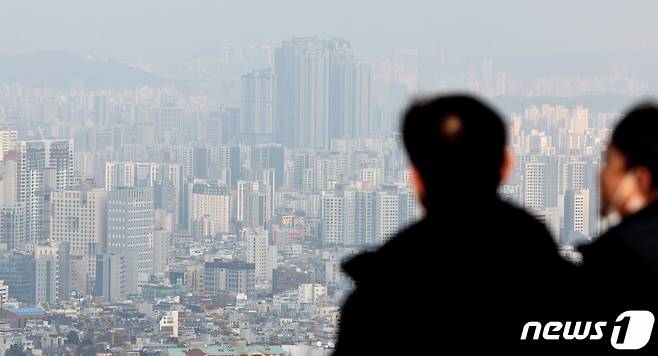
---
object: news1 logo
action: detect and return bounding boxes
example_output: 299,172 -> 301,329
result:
520,310 -> 655,350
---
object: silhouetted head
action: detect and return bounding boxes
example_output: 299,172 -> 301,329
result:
601,103 -> 658,218
402,94 -> 508,209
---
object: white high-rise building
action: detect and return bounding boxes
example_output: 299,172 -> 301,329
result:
181,146 -> 194,180
562,189 -> 590,245
107,187 -> 154,293
398,187 -> 420,230
0,159 -> 23,250
523,162 -> 545,211
190,181 -> 230,236
105,161 -> 157,192
355,190 -> 377,245
0,160 -> 19,206
0,130 -> 17,160
376,192 -> 399,244
321,193 -> 344,245
342,188 -> 356,246
20,140 -> 74,245
236,180 -> 265,227
30,241 -> 70,303
567,161 -> 586,191
50,189 -> 107,277
242,227 -> 275,281
320,187 -> 405,247
106,161 -> 182,228
315,159 -> 335,192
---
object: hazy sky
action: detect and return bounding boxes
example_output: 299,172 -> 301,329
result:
2,0 -> 658,64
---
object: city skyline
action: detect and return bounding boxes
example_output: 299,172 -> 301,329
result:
0,2 -> 656,354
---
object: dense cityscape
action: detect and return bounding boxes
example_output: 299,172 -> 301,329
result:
0,33 -> 646,355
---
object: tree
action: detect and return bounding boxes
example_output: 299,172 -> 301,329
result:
80,332 -> 94,346
66,330 -> 80,345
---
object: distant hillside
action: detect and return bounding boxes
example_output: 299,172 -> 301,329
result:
0,50 -> 165,89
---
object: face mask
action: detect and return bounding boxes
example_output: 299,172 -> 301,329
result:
604,171 -> 647,227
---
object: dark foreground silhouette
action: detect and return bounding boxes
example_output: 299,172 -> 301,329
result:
578,200 -> 658,353
334,197 -> 575,354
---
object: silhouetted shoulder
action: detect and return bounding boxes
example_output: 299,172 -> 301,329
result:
340,250 -> 377,285
578,226 -> 620,260
495,200 -> 557,243
340,219 -> 424,284
497,200 -> 546,226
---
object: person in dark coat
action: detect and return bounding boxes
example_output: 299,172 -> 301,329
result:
333,95 -> 576,355
578,104 -> 658,353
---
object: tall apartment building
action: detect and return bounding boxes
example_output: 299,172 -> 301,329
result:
95,252 -> 128,303
105,161 -> 157,192
107,187 -> 154,294
50,189 -> 107,278
20,140 -> 74,245
0,130 -> 17,160
190,181 -> 230,237
30,241 -> 70,304
242,227 -> 276,281
274,37 -> 371,149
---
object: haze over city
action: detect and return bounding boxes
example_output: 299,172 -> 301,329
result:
0,1 -> 657,355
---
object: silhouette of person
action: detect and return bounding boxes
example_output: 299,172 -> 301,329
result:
333,95 -> 575,354
578,104 -> 658,353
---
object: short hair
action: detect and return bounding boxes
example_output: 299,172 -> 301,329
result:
401,95 -> 506,207
611,103 -> 658,189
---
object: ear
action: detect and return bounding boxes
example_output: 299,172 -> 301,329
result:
410,165 -> 425,201
633,166 -> 653,196
500,148 -> 514,183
